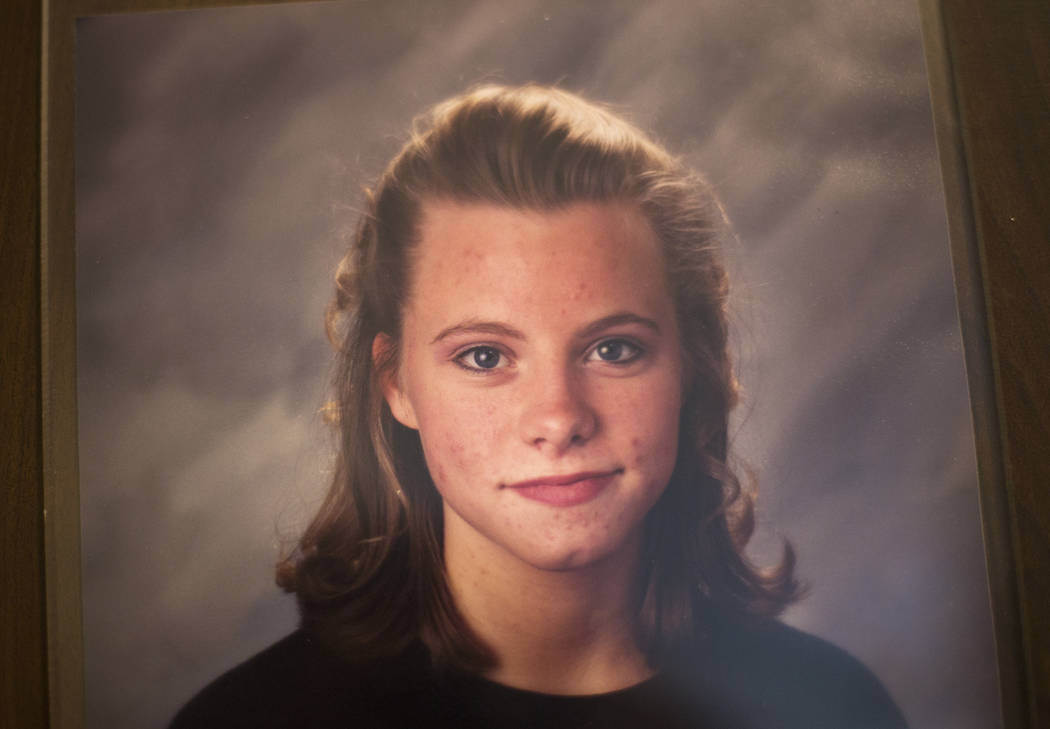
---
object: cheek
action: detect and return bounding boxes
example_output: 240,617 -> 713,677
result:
415,400 -> 505,488
619,387 -> 682,480
419,430 -> 473,489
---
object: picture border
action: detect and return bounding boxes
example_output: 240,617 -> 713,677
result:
917,2 -> 1029,727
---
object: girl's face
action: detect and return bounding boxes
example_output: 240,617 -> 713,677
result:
381,201 -> 684,573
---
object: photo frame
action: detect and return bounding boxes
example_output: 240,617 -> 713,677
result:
1,0 -> 1040,727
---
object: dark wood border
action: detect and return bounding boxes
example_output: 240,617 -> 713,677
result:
933,2 -> 1050,725
1,1 -> 1046,727
1,0 -> 46,726
918,2 -> 1049,727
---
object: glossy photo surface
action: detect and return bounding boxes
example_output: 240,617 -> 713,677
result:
75,2 -> 1000,728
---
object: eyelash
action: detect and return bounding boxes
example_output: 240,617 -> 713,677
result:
453,345 -> 509,373
452,338 -> 645,374
586,338 -> 643,364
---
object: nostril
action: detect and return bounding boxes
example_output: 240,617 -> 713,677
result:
519,388 -> 599,452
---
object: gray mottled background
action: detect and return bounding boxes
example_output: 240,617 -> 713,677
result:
75,2 -> 1000,728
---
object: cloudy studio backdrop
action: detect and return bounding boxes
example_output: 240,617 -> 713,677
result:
74,2 -> 999,727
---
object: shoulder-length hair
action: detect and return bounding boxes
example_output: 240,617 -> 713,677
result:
276,84 -> 798,671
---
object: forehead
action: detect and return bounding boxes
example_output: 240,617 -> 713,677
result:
410,200 -> 668,301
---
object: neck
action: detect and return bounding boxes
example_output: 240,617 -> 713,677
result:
443,510 -> 653,695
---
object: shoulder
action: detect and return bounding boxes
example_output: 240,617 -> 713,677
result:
168,631 -> 435,729
671,609 -> 910,729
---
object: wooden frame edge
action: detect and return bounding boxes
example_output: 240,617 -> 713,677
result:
42,0 -> 87,726
917,1 -> 1027,727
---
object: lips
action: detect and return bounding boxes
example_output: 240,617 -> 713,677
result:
505,469 -> 621,507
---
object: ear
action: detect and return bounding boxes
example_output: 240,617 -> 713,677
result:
372,333 -> 419,430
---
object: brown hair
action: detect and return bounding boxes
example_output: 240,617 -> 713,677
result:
276,84 -> 798,670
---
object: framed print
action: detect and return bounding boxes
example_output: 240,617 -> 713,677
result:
23,0 -> 1046,728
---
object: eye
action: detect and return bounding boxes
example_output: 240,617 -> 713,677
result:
587,338 -> 643,364
454,346 -> 509,372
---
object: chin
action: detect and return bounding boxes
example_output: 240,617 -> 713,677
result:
510,535 -> 638,574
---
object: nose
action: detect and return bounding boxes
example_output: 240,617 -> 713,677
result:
519,365 -> 598,454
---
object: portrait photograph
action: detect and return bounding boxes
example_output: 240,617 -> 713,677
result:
72,1 -> 1001,727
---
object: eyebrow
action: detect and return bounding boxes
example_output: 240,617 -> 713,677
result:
430,312 -> 660,345
431,320 -> 526,344
575,312 -> 661,340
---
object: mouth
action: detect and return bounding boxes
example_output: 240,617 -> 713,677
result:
504,469 -> 623,507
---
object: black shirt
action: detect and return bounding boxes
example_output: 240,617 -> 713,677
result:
170,612 -> 908,728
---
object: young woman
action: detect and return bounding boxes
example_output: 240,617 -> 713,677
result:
172,84 -> 908,728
